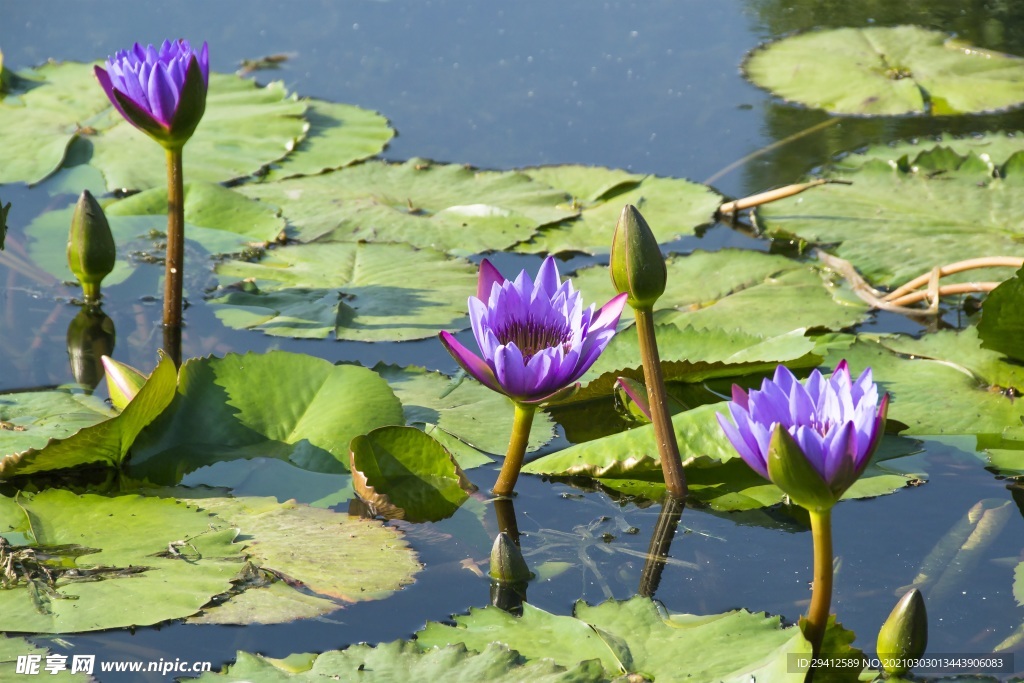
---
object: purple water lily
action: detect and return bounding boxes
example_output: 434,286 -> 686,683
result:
440,257 -> 627,404
95,39 -> 209,149
717,361 -> 889,499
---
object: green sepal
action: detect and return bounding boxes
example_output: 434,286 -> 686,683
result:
610,204 -> 667,309
489,532 -> 531,583
67,190 -> 116,301
876,589 -> 928,675
766,425 -> 837,512
101,354 -> 150,411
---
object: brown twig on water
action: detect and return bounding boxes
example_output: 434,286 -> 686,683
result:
716,179 -> 851,217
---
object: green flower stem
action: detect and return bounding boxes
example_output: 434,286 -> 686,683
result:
805,507 -> 834,658
492,401 -> 536,497
635,306 -> 687,500
163,146 -> 185,366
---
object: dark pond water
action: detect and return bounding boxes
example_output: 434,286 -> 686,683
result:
4,1 -> 1024,680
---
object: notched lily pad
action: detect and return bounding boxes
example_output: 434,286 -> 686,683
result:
745,25 -> 1024,115
0,490 -> 243,633
210,242 -> 478,341
237,158 -> 576,255
350,426 -> 476,523
754,136 -> 1024,287
515,165 -> 721,255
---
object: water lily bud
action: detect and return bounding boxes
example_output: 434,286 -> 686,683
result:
610,204 -> 667,310
67,190 -> 116,302
489,532 -> 531,583
877,589 -> 928,675
101,355 -> 147,410
767,425 -> 837,512
67,306 -> 116,391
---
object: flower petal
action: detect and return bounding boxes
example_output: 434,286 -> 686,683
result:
476,258 -> 504,304
438,331 -> 503,394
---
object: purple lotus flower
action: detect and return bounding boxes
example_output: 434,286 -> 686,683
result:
717,361 -> 889,504
95,40 -> 209,149
439,257 -> 627,404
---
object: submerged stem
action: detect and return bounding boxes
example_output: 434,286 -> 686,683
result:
804,507 -> 834,660
164,146 -> 185,367
492,402 -> 537,497
635,306 -> 687,500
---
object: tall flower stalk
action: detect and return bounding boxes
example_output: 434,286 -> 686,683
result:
95,40 -> 209,365
610,205 -> 687,500
440,257 -> 626,496
717,362 -> 888,656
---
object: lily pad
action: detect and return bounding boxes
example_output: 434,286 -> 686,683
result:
25,183 -> 285,289
823,329 -> 1024,435
236,158 -> 575,255
0,62 -> 307,189
261,99 -> 394,181
524,402 -> 922,509
374,364 -> 554,463
754,137 -> 1024,287
210,242 -> 477,341
195,642 -> 605,682
128,351 -> 404,478
572,249 -> 869,335
0,634 -> 93,680
417,596 -> 811,681
515,165 -> 722,255
0,353 -> 177,477
0,490 -> 243,633
744,25 -> 1024,115
186,496 -> 419,624
350,426 -> 476,523
978,266 -> 1024,363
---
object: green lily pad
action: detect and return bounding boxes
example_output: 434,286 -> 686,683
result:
754,138 -> 1024,287
525,402 -> 922,508
195,642 -> 605,682
91,72 -> 307,191
374,364 -> 555,463
744,25 -> 1024,115
978,266 -> 1024,363
236,158 -> 575,256
25,182 -> 285,289
0,634 -> 93,680
0,490 -> 243,633
128,351 -> 404,478
823,329 -> 1024,435
515,165 -> 722,255
261,99 -> 394,181
417,596 -> 811,681
186,496 -> 419,624
210,242 -> 477,341
350,426 -> 475,523
572,249 -> 869,335
0,62 -> 307,189
0,353 -> 177,477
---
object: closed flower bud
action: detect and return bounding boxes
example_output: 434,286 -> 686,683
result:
101,355 -> 147,411
68,190 -> 116,302
877,589 -> 927,675
610,204 -> 667,310
489,532 -> 531,584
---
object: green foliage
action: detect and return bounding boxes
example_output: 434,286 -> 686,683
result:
978,266 -> 1024,363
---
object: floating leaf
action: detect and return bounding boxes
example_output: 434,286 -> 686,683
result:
0,490 -> 242,633
351,426 -> 475,523
572,249 -> 868,335
25,183 -> 285,289
195,642 -> 604,682
416,596 -> 810,681
755,138 -> 1024,287
515,165 -> 721,255
210,242 -> 477,341
978,266 -> 1024,363
261,99 -> 394,181
129,351 -> 403,478
0,354 -> 177,477
187,496 -> 419,624
374,364 -> 554,462
0,63 -> 306,189
236,158 -> 575,255
745,25 -> 1024,115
